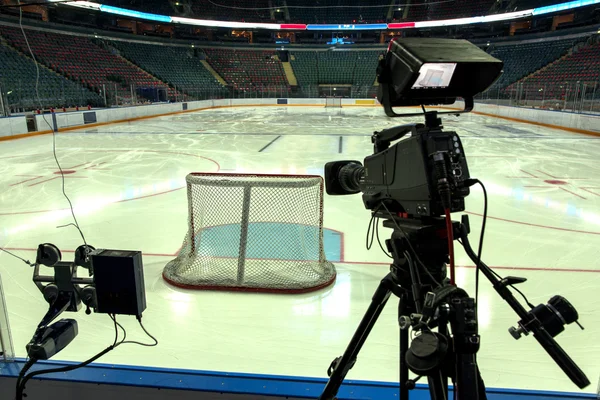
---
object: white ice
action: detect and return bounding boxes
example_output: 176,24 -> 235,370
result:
0,106 -> 598,394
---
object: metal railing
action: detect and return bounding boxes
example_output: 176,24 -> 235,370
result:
477,81 -> 600,114
2,79 -> 599,116
0,78 -> 103,113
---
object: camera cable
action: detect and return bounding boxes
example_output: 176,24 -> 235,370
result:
366,205 -> 392,258
471,179 -> 487,316
17,1 -> 88,247
0,248 -> 33,266
463,178 -> 535,309
16,314 -> 157,399
444,208 -> 455,285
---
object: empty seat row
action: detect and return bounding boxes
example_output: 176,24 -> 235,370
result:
0,41 -> 101,108
509,41 -> 600,99
290,51 -> 380,86
203,48 -> 289,92
489,39 -> 577,89
0,25 -> 178,103
111,41 -> 226,97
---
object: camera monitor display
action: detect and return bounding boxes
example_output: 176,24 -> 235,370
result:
412,63 -> 457,89
377,38 -> 503,111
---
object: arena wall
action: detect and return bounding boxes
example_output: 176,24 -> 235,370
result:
1,98 -> 598,140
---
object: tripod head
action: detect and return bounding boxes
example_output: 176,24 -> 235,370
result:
379,216 -> 452,305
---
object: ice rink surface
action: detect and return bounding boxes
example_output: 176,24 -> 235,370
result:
0,106 -> 599,394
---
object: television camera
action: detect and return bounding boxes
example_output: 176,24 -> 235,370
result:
319,38 -> 590,400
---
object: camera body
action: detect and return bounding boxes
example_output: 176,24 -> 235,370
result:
325,119 -> 470,217
325,37 -> 501,218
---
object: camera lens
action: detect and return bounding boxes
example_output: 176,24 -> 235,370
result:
339,163 -> 364,193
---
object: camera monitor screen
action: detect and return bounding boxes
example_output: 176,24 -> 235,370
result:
412,63 -> 457,89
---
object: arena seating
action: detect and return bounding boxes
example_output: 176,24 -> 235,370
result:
0,42 -> 101,109
290,51 -> 380,86
289,52 -> 319,87
406,0 -> 495,22
203,48 -> 289,92
2,19 -> 597,110
0,26 -> 177,104
489,39 -> 577,89
111,41 -> 226,96
509,41 -> 600,99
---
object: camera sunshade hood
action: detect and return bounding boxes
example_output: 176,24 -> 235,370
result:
377,38 -> 503,117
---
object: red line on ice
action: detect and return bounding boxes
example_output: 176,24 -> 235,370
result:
520,169 -> 539,178
559,187 -> 586,200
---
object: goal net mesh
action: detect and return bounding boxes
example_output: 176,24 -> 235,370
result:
325,97 -> 342,108
163,173 -> 337,293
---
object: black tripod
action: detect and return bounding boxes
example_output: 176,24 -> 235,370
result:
319,213 -> 590,399
319,217 -> 486,400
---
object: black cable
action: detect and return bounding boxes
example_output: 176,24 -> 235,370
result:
110,314 -> 119,346
375,219 -> 392,258
112,315 -> 158,348
15,358 -> 35,400
18,315 -> 119,398
17,345 -> 116,399
0,248 -> 33,266
366,204 -> 384,251
461,232 -> 535,309
459,179 -> 536,309
123,317 -> 158,347
366,212 -> 377,250
473,179 -> 488,316
18,3 -> 88,248
109,314 -> 127,345
17,314 -> 158,399
510,282 -> 536,309
115,317 -> 127,344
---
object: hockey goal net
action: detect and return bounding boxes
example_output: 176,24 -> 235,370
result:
325,96 -> 342,108
163,173 -> 336,293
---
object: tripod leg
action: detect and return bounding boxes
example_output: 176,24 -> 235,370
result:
398,294 -> 411,399
452,297 -> 483,400
438,322 -> 450,399
319,273 -> 395,400
455,353 -> 481,400
427,373 -> 448,400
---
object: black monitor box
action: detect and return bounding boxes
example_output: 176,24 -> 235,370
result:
91,249 -> 146,317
